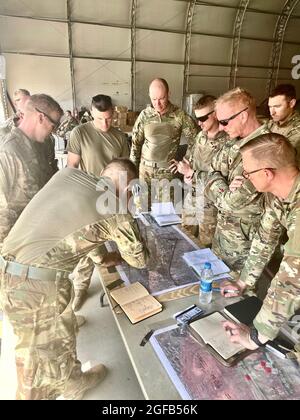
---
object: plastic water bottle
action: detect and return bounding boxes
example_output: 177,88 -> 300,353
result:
199,262 -> 213,305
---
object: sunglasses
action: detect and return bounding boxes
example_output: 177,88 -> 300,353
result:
35,107 -> 60,130
218,107 -> 248,126
196,110 -> 214,123
242,167 -> 276,179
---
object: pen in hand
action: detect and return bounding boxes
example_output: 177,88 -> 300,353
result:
212,287 -> 237,294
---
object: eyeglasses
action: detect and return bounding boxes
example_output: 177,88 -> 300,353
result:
196,110 -> 214,123
35,107 -> 60,130
242,167 -> 276,179
218,107 -> 248,126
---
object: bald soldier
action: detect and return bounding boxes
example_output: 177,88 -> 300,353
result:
0,88 -> 59,177
268,84 -> 300,164
67,94 -> 130,311
205,88 -> 269,272
0,94 -> 63,247
220,134 -> 300,353
0,158 -> 148,400
130,78 -> 198,206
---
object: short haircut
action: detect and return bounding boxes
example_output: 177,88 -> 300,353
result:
269,84 -> 296,101
240,133 -> 297,168
150,78 -> 169,93
103,158 -> 137,179
26,94 -> 63,117
91,94 -> 113,112
216,87 -> 256,113
14,88 -> 30,97
194,95 -> 216,110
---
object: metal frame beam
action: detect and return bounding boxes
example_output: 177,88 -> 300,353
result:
67,0 -> 76,112
266,0 -> 300,95
229,0 -> 249,89
175,0 -> 300,18
182,0 -> 196,103
130,0 -> 137,111
1,12 -> 300,46
2,50 -> 294,72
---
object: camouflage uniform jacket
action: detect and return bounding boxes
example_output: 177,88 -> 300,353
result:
0,115 -> 18,139
2,168 -> 148,272
0,127 -> 51,244
130,103 -> 198,168
0,116 -> 58,176
268,111 -> 300,163
205,124 -> 269,218
57,117 -> 78,138
240,174 -> 300,339
187,130 -> 228,185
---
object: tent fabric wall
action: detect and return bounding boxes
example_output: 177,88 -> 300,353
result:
0,0 -> 299,115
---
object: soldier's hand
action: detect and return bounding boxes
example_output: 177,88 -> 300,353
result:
220,279 -> 246,297
222,321 -> 258,350
229,176 -> 244,192
169,159 -> 179,174
177,158 -> 193,177
101,251 -> 123,267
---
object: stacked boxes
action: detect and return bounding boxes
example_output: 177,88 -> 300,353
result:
112,106 -> 139,132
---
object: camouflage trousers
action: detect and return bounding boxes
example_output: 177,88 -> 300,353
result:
72,246 -> 105,292
212,212 -> 259,272
0,269 -> 82,400
182,189 -> 217,247
139,163 -> 182,210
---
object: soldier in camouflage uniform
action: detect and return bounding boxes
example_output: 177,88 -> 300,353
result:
130,78 -> 198,208
221,133 -> 300,350
0,89 -> 59,177
0,94 -> 63,248
170,95 -> 228,246
205,88 -> 270,272
67,94 -> 130,312
57,110 -> 78,150
268,84 -> 300,164
0,159 -> 148,400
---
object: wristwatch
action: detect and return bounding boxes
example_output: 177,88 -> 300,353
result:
249,326 -> 266,347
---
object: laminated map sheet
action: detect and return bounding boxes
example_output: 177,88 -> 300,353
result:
150,324 -> 300,400
106,215 -> 200,296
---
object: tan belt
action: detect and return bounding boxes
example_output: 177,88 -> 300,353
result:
141,159 -> 169,169
0,255 -> 70,281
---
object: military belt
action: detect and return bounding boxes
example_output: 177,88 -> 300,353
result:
141,159 -> 169,169
0,255 -> 70,281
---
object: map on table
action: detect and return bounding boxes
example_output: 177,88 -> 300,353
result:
106,214 -> 199,296
150,324 -> 300,400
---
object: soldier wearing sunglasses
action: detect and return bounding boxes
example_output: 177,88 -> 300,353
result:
169,95 -> 228,246
0,94 -> 63,247
0,89 -> 59,178
205,87 -> 269,272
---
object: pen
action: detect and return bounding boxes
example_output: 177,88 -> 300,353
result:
212,288 -> 237,294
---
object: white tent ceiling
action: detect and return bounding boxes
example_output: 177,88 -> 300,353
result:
0,0 -> 299,113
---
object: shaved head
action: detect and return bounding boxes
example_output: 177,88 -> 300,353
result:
149,78 -> 170,115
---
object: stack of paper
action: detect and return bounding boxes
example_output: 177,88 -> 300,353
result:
182,248 -> 231,280
150,202 -> 182,227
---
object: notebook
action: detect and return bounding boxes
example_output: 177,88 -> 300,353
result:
189,312 -> 245,363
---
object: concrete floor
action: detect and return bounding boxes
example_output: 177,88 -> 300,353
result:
0,269 -> 144,400
76,270 -> 144,400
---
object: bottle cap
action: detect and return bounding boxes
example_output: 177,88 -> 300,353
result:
203,262 -> 211,269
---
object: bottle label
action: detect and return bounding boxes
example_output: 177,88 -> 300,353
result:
200,281 -> 212,293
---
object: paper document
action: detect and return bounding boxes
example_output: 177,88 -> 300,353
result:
151,202 -> 182,226
182,248 -> 230,278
